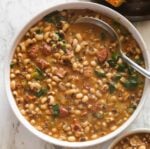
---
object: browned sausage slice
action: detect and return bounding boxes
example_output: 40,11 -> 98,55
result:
40,43 -> 51,56
28,45 -> 39,59
97,48 -> 108,63
60,107 -> 69,118
35,58 -> 49,70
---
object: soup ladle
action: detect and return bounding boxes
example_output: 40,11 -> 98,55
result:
76,17 -> 150,79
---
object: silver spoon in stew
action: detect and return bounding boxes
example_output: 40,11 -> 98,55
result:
76,17 -> 150,79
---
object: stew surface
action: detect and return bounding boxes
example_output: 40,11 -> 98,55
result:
10,9 -> 145,142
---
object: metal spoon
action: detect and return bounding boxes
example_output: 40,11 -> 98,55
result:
76,17 -> 150,79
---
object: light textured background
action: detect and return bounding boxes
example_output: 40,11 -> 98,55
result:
0,0 -> 150,149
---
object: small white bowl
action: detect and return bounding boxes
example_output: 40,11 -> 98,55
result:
108,128 -> 150,149
4,1 -> 150,148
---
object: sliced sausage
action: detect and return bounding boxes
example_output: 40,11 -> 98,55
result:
54,68 -> 67,78
97,48 -> 108,63
60,107 -> 69,118
35,58 -> 49,70
28,45 -> 39,59
40,43 -> 51,56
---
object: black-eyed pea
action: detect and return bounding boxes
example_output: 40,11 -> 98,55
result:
20,109 -> 26,115
117,58 -> 123,64
40,104 -> 47,110
46,37 -> 51,43
19,42 -> 26,52
30,26 -> 39,33
74,109 -> 81,115
110,125 -> 117,131
102,122 -> 107,128
48,95 -> 55,105
111,95 -> 117,101
75,44 -> 81,53
62,23 -> 70,32
52,81 -> 57,86
44,32 -> 50,40
13,91 -> 18,97
66,44 -> 71,49
41,97 -> 48,104
82,121 -> 89,127
91,134 -> 98,139
15,70 -> 20,74
32,38 -> 36,43
90,60 -> 97,66
25,38 -> 33,47
138,145 -> 146,149
80,41 -> 88,47
82,95 -> 89,103
72,62 -> 78,69
65,89 -> 78,95
25,74 -> 31,80
11,80 -> 16,90
30,119 -> 36,125
75,33 -> 82,41
83,61 -> 89,66
120,77 -> 126,83
29,104 -> 35,110
88,104 -> 92,109
67,136 -> 76,142
76,93 -> 83,99
35,34 -> 43,41
72,38 -> 78,47
106,73 -> 112,79
10,73 -> 16,79
52,128 -> 57,133
65,82 -> 71,87
82,89 -> 88,94
36,126 -> 43,131
23,58 -> 30,65
85,126 -> 90,133
35,107 -> 40,112
90,88 -> 96,94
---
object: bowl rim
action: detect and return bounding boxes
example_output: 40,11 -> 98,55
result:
4,1 -> 150,148
108,128 -> 150,149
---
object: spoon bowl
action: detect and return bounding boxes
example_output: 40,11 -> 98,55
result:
76,17 -> 150,79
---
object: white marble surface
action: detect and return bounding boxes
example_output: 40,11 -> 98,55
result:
0,0 -> 150,149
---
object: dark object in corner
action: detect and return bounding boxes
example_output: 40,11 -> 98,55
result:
93,0 -> 150,21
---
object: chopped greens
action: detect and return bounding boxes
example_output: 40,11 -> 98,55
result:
123,76 -> 138,90
113,74 -> 121,82
108,52 -> 120,67
128,104 -> 137,113
128,66 -> 134,75
95,70 -> 106,78
35,88 -> 48,97
93,112 -> 104,119
10,63 -> 15,68
117,63 -> 127,72
62,44 -> 67,53
32,67 -> 44,80
43,11 -> 65,27
108,59 -> 116,67
52,104 -> 60,117
55,31 -> 65,41
35,29 -> 43,34
112,52 -> 120,61
109,83 -> 116,93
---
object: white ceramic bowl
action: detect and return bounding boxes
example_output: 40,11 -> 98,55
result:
108,128 -> 150,149
5,1 -> 150,148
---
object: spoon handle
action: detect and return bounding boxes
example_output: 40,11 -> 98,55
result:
122,53 -> 150,79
